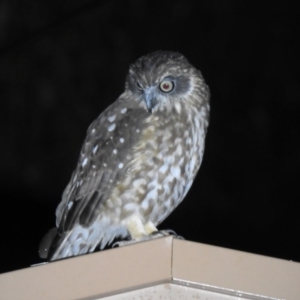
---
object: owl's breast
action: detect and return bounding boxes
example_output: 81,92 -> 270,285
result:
121,111 -> 205,224
101,107 -> 207,226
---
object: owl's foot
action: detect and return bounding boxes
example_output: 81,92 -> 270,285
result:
112,217 -> 184,248
112,229 -> 184,248
150,229 -> 185,240
111,234 -> 159,248
112,239 -> 138,248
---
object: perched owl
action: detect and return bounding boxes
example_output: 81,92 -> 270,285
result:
39,50 -> 210,261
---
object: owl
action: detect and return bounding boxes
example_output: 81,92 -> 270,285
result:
39,50 -> 210,261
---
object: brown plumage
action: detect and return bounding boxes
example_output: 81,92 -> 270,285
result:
39,51 -> 210,261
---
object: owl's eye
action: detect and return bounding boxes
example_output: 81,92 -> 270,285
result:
136,81 -> 143,91
159,80 -> 174,93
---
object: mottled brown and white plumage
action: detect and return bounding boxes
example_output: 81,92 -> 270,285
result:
39,51 -> 210,261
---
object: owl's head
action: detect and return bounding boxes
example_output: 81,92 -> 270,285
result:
125,51 -> 208,114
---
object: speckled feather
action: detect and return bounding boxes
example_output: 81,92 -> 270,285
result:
39,51 -> 210,261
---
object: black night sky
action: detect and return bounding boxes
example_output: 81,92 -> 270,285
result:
0,1 -> 299,274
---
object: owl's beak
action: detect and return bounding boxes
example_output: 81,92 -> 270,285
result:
144,87 -> 157,113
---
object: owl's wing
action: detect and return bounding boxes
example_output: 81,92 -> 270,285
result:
56,98 -> 147,234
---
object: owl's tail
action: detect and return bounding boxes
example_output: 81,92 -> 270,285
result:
39,228 -> 89,261
39,223 -> 129,261
38,227 -> 59,260
39,228 -> 81,261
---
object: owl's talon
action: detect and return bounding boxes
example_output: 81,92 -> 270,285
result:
112,239 -> 136,248
151,229 -> 185,240
112,229 -> 185,248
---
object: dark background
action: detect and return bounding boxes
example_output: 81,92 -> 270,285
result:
0,1 -> 299,274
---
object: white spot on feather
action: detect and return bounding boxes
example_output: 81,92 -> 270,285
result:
92,145 -> 98,154
174,102 -> 182,114
174,137 -> 182,144
141,201 -> 149,211
164,155 -> 175,165
190,156 -> 196,173
124,203 -> 137,212
159,164 -> 168,174
82,158 -> 88,167
176,144 -> 182,156
133,178 -> 147,187
171,165 -> 181,179
118,163 -> 124,169
113,149 -> 117,155
121,107 -> 127,114
108,115 -> 116,122
72,174 -> 77,183
143,189 -> 158,203
108,123 -> 116,132
120,137 -> 124,143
